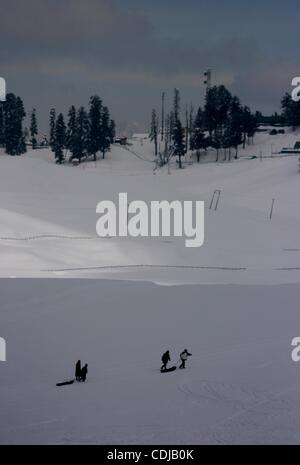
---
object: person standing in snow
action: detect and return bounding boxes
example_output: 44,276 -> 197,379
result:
161,350 -> 171,371
80,364 -> 88,382
179,349 -> 192,369
75,360 -> 81,381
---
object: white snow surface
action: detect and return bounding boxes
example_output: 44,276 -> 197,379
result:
1,130 -> 300,444
1,130 -> 300,284
1,279 -> 300,445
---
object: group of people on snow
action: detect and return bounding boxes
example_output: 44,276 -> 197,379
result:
161,349 -> 192,371
75,360 -> 88,382
59,351 -> 193,386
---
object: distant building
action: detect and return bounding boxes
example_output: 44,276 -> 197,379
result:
115,137 -> 127,146
132,133 -> 149,140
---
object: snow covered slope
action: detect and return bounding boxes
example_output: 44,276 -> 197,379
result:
1,130 -> 300,284
1,131 -> 300,445
1,279 -> 300,445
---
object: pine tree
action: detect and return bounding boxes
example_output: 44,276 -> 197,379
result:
16,97 -> 27,154
49,108 -> 56,151
30,108 -> 38,149
70,106 -> 89,163
66,105 -> 77,154
281,93 -> 300,130
4,93 -> 26,156
169,111 -> 175,144
204,85 -> 232,161
173,119 -> 185,169
54,113 -> 66,164
88,95 -> 102,161
173,88 -> 180,123
100,106 -> 111,159
149,109 -> 158,156
241,106 -> 257,148
225,97 -> 243,160
211,129 -> 222,162
0,102 -> 4,147
190,107 -> 205,162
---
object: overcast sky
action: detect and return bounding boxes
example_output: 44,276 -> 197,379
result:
0,0 -> 299,134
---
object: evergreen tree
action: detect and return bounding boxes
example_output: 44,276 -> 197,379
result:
149,109 -> 158,156
49,108 -> 56,151
204,85 -> 232,161
100,106 -> 111,159
66,105 -> 77,154
173,119 -> 185,169
88,95 -> 102,161
226,97 -> 243,160
281,93 -> 300,130
16,97 -> 27,154
54,113 -> 66,164
190,107 -> 205,162
70,106 -> 89,163
30,108 -> 38,149
173,88 -> 180,123
169,111 -> 175,144
241,106 -> 257,148
211,129 -> 222,162
4,93 -> 26,155
0,102 -> 4,147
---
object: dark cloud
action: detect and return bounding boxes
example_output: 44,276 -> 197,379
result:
0,0 -> 260,78
0,0 -> 296,132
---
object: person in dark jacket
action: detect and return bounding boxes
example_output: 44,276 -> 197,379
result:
179,349 -> 192,369
80,364 -> 88,382
75,360 -> 81,381
80,363 -> 88,383
161,350 -> 171,371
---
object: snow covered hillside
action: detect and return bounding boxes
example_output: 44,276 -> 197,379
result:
1,130 -> 300,445
1,279 -> 300,445
0,129 -> 300,284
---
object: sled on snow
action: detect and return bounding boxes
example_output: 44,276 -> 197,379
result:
160,366 -> 177,373
56,379 -> 75,387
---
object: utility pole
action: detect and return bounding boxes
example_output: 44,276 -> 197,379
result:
161,92 -> 165,141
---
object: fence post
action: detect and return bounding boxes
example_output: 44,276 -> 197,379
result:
215,190 -> 221,211
209,190 -> 216,210
269,198 -> 275,219
210,190 -> 221,211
